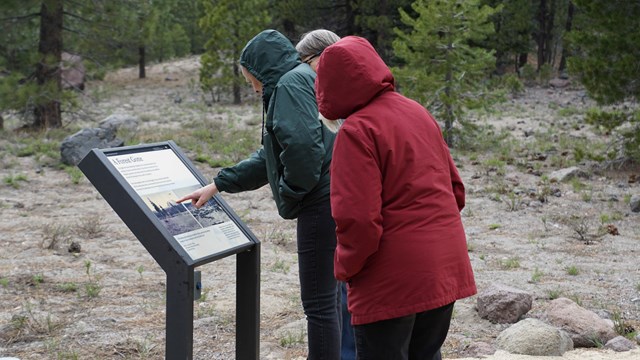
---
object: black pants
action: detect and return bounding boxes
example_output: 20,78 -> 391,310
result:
353,302 -> 454,360
297,201 -> 341,360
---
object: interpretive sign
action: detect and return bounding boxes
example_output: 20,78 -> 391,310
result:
78,141 -> 260,360
106,144 -> 252,262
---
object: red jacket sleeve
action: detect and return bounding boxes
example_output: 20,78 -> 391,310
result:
330,126 -> 383,282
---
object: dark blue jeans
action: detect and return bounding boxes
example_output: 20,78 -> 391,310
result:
297,201 -> 341,360
353,302 -> 454,360
341,282 -> 356,360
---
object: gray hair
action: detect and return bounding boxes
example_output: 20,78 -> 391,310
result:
296,29 -> 341,60
298,29 -> 344,133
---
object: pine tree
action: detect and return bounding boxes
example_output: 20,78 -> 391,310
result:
83,0 -> 193,79
481,0 -> 533,74
0,0 -> 64,129
568,0 -> 640,104
270,0 -> 321,39
269,0 -> 357,40
117,0 -> 155,79
537,0 -> 574,71
568,0 -> 640,162
0,0 -> 36,117
393,0 -> 498,146
0,1 -> 40,75
144,0 -> 191,63
199,0 -> 271,104
352,0 -> 414,64
63,0 -> 125,76
171,0 -> 206,54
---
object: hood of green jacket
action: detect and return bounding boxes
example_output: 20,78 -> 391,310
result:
239,30 -> 301,107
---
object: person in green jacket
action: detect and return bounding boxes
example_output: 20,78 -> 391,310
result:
177,29 -> 340,359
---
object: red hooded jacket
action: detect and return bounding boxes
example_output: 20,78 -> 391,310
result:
316,36 -> 476,325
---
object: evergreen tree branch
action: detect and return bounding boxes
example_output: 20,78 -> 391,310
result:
62,10 -> 90,23
0,13 -> 40,22
62,26 -> 80,35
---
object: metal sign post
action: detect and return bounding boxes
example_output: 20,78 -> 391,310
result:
78,141 -> 260,359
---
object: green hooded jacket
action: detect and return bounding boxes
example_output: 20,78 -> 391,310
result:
213,29 -> 335,219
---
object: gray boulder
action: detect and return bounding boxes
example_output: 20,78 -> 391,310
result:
630,195 -> 640,213
549,78 -> 571,88
98,114 -> 139,134
274,318 -> 307,343
604,336 -> 637,352
496,318 -> 574,356
60,127 -> 124,166
544,297 -> 617,347
477,283 -> 533,324
549,166 -> 588,182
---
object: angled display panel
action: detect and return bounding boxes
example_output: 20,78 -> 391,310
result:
79,141 -> 260,359
80,141 -> 256,267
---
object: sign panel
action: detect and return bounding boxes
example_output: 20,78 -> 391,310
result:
104,144 -> 252,262
79,141 -> 261,359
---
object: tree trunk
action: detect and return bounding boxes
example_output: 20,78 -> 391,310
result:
345,0 -> 359,36
376,0 -> 389,62
545,0 -> 556,66
494,49 -> 507,75
558,1 -> 575,73
444,105 -> 454,147
138,45 -> 146,79
518,53 -> 528,69
0,113 -> 4,130
33,0 -> 63,129
493,19 -> 506,75
233,62 -> 241,104
536,0 -> 548,70
444,63 -> 454,147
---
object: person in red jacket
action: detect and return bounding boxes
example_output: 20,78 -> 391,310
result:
315,36 -> 477,360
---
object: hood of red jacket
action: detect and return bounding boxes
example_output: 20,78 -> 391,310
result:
315,36 -> 395,121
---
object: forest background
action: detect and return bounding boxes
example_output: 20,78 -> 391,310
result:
0,0 -> 638,153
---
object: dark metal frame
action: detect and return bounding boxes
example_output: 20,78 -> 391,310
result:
78,141 -> 260,360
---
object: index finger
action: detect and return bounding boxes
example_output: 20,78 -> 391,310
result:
175,195 -> 191,203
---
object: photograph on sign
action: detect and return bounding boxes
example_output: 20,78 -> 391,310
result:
106,147 -> 251,260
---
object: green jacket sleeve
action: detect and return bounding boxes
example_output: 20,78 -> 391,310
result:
213,148 -> 268,193
272,83 -> 325,204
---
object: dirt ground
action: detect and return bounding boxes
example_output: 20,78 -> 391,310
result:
1,57 -> 639,359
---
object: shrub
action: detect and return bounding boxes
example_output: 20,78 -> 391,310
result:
75,214 -> 106,239
501,73 -> 525,96
41,223 -> 71,250
500,257 -> 520,270
566,265 -> 580,276
520,64 -> 537,85
539,64 -> 554,85
584,109 -> 640,163
585,108 -> 628,134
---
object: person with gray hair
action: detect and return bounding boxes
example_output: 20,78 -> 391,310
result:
297,29 -> 341,71
297,29 -> 344,134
